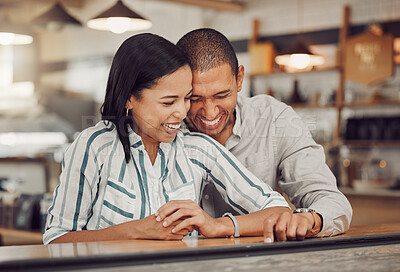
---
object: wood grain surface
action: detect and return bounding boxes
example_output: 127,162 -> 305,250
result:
0,223 -> 399,271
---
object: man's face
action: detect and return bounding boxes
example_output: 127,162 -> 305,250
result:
186,63 -> 244,143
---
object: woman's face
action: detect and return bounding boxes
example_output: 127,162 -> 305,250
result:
127,65 -> 193,147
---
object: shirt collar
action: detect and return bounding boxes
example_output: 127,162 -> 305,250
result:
127,124 -> 174,154
232,98 -> 242,138
128,125 -> 144,150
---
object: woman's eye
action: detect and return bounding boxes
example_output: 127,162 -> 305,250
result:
185,96 -> 192,101
163,102 -> 174,106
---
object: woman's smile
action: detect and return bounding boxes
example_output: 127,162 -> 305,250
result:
161,122 -> 181,135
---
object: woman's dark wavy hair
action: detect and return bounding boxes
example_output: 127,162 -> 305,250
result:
100,33 -> 189,163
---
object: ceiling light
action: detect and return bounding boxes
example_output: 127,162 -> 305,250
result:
275,40 -> 325,70
87,0 -> 152,34
0,22 -> 33,45
31,2 -> 82,31
275,0 -> 324,71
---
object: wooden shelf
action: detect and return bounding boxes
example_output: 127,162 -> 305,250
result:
340,186 -> 400,198
249,66 -> 339,78
342,140 -> 400,147
339,100 -> 400,109
290,102 -> 337,109
289,100 -> 400,109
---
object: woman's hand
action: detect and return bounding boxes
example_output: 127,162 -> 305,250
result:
155,200 -> 229,237
123,214 -> 190,240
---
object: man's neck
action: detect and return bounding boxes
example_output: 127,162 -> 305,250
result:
210,126 -> 233,146
211,111 -> 236,146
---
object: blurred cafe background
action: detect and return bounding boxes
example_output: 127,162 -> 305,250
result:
0,0 -> 400,246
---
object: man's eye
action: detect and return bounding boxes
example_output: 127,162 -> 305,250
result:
163,102 -> 174,106
190,97 -> 201,102
184,96 -> 192,101
216,94 -> 229,99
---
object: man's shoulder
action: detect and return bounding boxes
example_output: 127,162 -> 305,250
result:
237,94 -> 289,120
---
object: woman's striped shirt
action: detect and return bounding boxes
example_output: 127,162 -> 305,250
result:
43,121 -> 288,244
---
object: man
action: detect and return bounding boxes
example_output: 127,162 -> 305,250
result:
176,28 -> 352,242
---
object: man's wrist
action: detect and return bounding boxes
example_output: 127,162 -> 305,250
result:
306,212 -> 322,237
293,208 -> 322,237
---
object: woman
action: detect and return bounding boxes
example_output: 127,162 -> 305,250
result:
43,33 -> 289,244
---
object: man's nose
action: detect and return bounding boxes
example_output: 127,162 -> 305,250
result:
201,99 -> 219,120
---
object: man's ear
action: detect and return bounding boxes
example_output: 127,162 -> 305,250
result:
236,65 -> 245,93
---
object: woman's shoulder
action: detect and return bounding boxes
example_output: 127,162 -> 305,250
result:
178,128 -> 225,153
73,121 -> 118,150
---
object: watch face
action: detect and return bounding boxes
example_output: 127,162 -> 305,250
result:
293,208 -> 315,213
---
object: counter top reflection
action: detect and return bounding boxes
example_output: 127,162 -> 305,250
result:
0,223 -> 399,271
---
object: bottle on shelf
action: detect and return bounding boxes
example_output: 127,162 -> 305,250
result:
290,79 -> 305,104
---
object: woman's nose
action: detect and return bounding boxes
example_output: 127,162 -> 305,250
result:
173,102 -> 188,119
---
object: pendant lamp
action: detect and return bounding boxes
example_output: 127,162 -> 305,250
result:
0,1 -> 33,45
0,21 -> 33,45
32,2 -> 82,31
275,38 -> 325,70
87,0 -> 152,34
275,0 -> 324,71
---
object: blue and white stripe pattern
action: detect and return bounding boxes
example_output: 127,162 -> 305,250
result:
43,121 -> 288,244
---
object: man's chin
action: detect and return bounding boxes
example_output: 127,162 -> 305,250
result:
197,126 -> 222,136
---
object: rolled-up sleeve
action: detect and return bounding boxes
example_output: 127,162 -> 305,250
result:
276,107 -> 352,236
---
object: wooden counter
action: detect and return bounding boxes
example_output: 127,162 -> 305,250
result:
0,228 -> 43,246
0,223 -> 399,271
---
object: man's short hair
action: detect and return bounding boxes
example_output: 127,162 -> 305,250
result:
176,28 -> 239,78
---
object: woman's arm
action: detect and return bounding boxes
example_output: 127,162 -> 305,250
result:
50,215 -> 189,243
45,125 -> 190,244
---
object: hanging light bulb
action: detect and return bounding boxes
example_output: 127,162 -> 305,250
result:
106,17 -> 131,34
87,0 -> 152,34
289,54 -> 310,69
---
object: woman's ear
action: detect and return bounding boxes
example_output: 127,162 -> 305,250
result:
126,95 -> 133,109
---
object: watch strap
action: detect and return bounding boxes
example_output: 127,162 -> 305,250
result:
222,212 -> 240,238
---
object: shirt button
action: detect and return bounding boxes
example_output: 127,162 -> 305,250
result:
204,195 -> 210,200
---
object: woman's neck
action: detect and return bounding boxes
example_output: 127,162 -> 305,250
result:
130,124 -> 159,165
141,138 -> 159,165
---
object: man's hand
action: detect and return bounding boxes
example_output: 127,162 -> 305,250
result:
155,200 -> 225,237
263,207 -> 317,243
124,214 -> 191,240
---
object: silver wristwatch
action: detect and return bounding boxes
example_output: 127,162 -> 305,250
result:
293,208 -> 315,213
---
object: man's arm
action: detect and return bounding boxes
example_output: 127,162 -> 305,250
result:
275,106 -> 352,236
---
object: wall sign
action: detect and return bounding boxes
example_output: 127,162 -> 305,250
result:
345,30 -> 393,85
